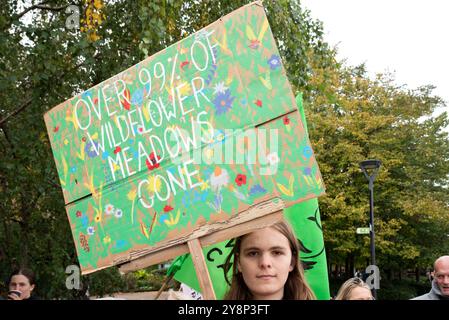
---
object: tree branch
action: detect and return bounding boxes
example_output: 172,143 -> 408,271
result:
16,2 -> 70,20
0,97 -> 33,126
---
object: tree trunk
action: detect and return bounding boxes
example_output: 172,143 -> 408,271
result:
415,268 -> 420,282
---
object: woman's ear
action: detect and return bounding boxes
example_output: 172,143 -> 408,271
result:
30,284 -> 35,292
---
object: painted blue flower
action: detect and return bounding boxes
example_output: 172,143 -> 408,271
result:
159,214 -> 167,224
302,146 -> 313,159
213,89 -> 235,115
85,141 -> 99,158
131,89 -> 144,106
303,167 -> 312,175
249,184 -> 267,196
70,166 -> 77,173
87,226 -> 95,236
81,216 -> 88,228
115,240 -> 126,249
102,151 -> 109,160
267,54 -> 281,70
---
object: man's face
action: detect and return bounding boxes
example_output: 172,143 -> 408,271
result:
433,260 -> 449,296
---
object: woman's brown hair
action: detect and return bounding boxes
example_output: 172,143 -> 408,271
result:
223,220 -> 316,300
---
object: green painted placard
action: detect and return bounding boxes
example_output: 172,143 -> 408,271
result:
44,1 -> 325,274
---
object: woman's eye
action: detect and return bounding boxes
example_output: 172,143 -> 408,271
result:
247,251 -> 258,257
273,251 -> 283,256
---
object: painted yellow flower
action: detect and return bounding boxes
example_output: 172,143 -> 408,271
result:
147,175 -> 161,193
103,235 -> 111,244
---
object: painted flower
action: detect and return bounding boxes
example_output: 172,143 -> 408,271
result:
87,226 -> 95,236
131,88 -> 144,107
303,167 -> 312,175
76,210 -> 82,218
213,81 -> 228,95
254,99 -> 262,107
249,39 -> 261,49
70,166 -> 77,173
146,152 -> 161,171
210,167 -> 229,192
104,204 -> 114,215
267,54 -> 281,70
213,89 -> 235,115
85,141 -> 99,158
302,146 -> 313,159
283,116 -> 290,125
249,184 -> 267,196
163,205 -> 174,213
103,235 -> 111,244
159,214 -> 168,224
267,152 -> 280,166
235,174 -> 247,187
115,209 -> 123,219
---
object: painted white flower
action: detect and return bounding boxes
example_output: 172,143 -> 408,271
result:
267,152 -> 280,166
115,209 -> 123,219
104,204 -> 114,215
210,167 -> 230,192
213,81 -> 228,95
87,226 -> 95,236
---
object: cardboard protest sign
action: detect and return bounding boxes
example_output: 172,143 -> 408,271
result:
44,1 -> 325,275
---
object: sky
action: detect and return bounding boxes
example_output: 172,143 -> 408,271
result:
300,0 -> 449,126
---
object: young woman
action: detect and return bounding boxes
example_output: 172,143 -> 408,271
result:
334,277 -> 374,300
7,268 -> 39,300
223,220 -> 316,300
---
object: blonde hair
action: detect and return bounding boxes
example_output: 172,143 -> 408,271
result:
223,220 -> 316,300
335,277 -> 372,300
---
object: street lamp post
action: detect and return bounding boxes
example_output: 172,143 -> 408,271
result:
359,159 -> 381,299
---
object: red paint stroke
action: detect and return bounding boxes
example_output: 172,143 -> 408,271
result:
148,212 -> 158,238
114,146 -> 121,154
254,99 -> 262,107
180,60 -> 190,69
163,205 -> 173,213
121,88 -> 131,110
53,126 -> 59,133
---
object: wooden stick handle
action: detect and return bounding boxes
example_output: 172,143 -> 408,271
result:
187,238 -> 216,300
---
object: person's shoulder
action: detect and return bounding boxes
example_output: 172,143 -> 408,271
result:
411,292 -> 433,300
25,295 -> 40,300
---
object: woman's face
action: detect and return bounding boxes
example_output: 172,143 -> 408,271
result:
237,227 -> 293,300
348,287 -> 373,300
9,274 -> 34,299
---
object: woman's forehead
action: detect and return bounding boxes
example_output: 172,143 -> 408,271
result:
241,227 -> 290,249
10,274 -> 30,284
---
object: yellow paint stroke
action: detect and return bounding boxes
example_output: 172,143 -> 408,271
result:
127,188 -> 137,225
214,28 -> 232,56
277,175 -> 294,197
65,113 -> 79,130
61,153 -> 68,186
246,25 -> 257,40
164,209 -> 181,226
259,71 -> 272,90
147,175 -> 161,193
258,18 -> 269,41
140,221 -> 149,239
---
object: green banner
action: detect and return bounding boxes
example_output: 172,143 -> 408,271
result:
172,94 -> 330,300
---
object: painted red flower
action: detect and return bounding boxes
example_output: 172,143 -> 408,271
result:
53,126 -> 59,133
283,116 -> 290,125
180,61 -> 190,70
163,205 -> 174,213
146,152 -> 161,171
235,174 -> 247,187
254,99 -> 262,107
82,137 -> 87,142
114,146 -> 121,154
76,210 -> 82,218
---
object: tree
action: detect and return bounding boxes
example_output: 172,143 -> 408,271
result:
0,0 -> 329,298
304,54 -> 449,281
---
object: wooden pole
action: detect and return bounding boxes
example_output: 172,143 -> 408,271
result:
187,238 -> 216,300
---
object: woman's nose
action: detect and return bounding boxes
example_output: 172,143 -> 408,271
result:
259,253 -> 272,268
